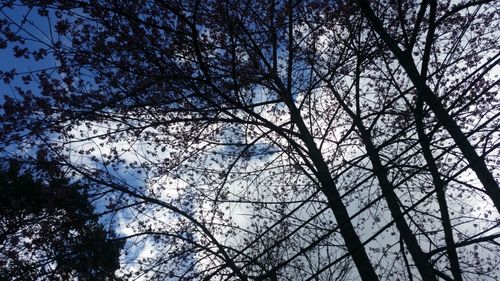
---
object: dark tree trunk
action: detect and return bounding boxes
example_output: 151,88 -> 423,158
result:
285,98 -> 380,281
356,0 -> 500,214
326,85 -> 439,281
415,98 -> 463,281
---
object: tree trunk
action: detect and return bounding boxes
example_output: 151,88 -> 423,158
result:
356,0 -> 500,214
415,99 -> 463,281
286,99 -> 380,281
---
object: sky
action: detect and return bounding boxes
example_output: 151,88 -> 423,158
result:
0,4 -> 57,107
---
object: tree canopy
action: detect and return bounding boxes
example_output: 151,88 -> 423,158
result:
0,0 -> 499,280
0,162 -> 123,280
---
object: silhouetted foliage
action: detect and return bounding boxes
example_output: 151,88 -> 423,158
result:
0,162 -> 123,281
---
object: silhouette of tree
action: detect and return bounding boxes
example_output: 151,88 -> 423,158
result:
0,162 -> 123,281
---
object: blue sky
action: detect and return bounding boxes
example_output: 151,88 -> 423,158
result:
0,4 -> 57,103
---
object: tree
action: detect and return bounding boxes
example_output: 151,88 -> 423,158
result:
0,162 -> 123,281
0,0 -> 498,280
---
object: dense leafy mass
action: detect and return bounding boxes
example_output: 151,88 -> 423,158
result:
0,163 -> 122,281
